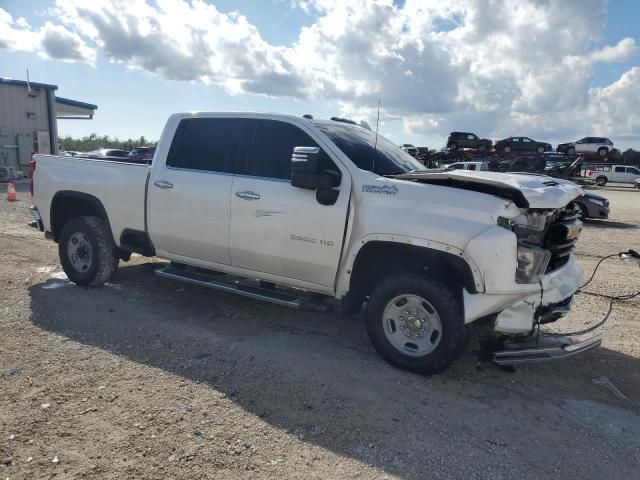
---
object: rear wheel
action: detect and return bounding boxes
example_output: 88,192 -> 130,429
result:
503,146 -> 512,153
59,216 -> 118,286
448,142 -> 458,151
537,146 -> 544,154
365,273 -> 467,375
595,176 -> 607,187
567,147 -> 576,155
598,147 -> 608,157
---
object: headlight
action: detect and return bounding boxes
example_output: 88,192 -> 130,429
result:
589,198 -> 606,207
516,244 -> 551,284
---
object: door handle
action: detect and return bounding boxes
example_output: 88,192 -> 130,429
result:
235,191 -> 261,200
153,180 -> 174,189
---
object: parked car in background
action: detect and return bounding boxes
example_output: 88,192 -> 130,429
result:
446,132 -> 492,151
128,146 -> 156,163
573,192 -> 610,220
444,161 -> 489,171
586,164 -> 640,186
635,178 -> 640,190
495,137 -> 552,154
85,148 -> 130,159
401,144 -> 418,157
557,137 -> 613,157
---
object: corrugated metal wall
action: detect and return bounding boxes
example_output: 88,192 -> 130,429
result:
0,83 -> 53,169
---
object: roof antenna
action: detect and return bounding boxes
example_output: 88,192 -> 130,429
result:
372,99 -> 380,173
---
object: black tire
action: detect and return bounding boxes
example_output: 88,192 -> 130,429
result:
478,143 -> 486,152
575,203 -> 589,220
59,216 -> 118,286
595,176 -> 607,187
503,146 -> 512,153
365,272 -> 467,375
537,146 -> 544,154
567,147 -> 576,155
598,147 -> 608,157
448,142 -> 458,150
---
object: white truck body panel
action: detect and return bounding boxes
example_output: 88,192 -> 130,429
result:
31,112 -> 586,340
32,155 -> 148,244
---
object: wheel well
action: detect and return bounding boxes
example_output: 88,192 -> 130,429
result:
347,242 -> 477,303
50,192 -> 111,243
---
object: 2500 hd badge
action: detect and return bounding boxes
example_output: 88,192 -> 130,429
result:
290,234 -> 335,247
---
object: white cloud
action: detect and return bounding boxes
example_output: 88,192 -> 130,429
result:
2,0 -> 639,144
589,37 -> 638,63
0,7 -> 94,63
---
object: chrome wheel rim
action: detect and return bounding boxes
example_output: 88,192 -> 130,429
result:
67,232 -> 93,273
382,294 -> 442,357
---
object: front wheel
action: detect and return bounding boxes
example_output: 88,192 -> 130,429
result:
595,176 -> 607,187
59,216 -> 118,286
567,147 -> 576,155
365,273 -> 467,375
448,142 -> 458,151
503,146 -> 512,153
598,147 -> 608,157
537,146 -> 545,154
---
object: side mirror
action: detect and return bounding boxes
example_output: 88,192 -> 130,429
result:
291,146 -> 332,190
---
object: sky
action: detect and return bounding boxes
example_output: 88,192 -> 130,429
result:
1,0 -> 639,150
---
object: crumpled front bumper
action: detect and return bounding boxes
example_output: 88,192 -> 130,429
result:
463,256 -> 583,334
493,330 -> 602,365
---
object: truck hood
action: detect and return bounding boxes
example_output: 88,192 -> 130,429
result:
393,170 -> 583,209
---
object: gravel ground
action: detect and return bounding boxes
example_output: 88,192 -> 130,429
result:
1,182 -> 640,479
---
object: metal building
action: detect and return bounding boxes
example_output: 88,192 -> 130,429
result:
0,78 -> 97,180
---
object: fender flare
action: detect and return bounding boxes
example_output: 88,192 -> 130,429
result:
335,234 -> 484,297
50,190 -> 113,243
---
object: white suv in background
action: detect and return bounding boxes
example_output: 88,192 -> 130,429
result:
557,137 -> 614,157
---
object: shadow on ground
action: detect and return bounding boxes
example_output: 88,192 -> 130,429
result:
28,263 -> 640,479
583,219 -> 640,230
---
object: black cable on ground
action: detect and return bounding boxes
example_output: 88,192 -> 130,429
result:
579,253 -> 620,289
541,250 -> 640,337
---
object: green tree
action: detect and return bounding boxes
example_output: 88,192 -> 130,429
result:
58,134 -> 156,152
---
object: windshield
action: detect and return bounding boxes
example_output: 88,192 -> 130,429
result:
314,122 -> 426,175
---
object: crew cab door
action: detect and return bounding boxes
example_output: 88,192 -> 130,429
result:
148,117 -> 256,265
612,166 -> 626,182
229,119 -> 350,288
624,166 -> 640,183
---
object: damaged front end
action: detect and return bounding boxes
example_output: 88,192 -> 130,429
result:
492,202 -> 583,334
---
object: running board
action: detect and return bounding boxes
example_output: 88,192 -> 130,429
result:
154,265 -> 327,311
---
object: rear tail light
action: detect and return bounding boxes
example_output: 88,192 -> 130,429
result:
28,154 -> 36,196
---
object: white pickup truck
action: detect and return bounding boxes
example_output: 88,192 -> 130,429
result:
29,113 -> 599,374
586,164 -> 640,186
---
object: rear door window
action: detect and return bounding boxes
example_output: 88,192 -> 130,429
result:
615,166 -> 625,173
166,118 -> 257,173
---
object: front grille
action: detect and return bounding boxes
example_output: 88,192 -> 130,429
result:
544,204 -> 580,272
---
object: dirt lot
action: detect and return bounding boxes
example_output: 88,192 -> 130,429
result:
1,182 -> 640,479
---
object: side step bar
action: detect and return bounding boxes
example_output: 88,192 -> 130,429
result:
154,265 -> 329,311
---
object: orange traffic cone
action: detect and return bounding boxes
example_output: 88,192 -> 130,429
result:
7,182 -> 17,201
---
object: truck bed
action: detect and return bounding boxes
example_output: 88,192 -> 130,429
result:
32,155 -> 149,245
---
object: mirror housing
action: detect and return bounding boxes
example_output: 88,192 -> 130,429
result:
291,146 -> 330,190
291,146 -> 340,205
